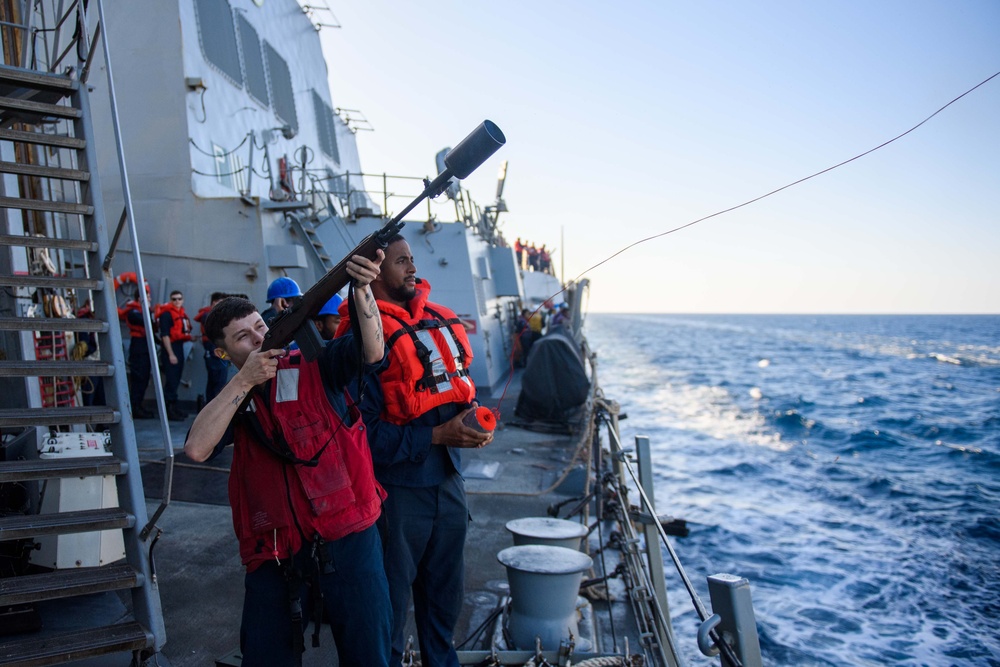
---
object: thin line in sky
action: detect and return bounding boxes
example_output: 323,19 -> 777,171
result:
569,70 -> 1000,284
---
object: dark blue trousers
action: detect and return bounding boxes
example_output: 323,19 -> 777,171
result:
161,341 -> 185,402
240,524 -> 391,667
380,473 -> 467,667
203,342 -> 228,402
127,338 -> 150,410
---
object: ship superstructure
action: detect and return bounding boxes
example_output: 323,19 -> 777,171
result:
85,0 -> 525,400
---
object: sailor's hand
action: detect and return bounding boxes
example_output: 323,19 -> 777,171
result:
346,250 -> 384,287
236,348 -> 286,387
432,407 -> 494,449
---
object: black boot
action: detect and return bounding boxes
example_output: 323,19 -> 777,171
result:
166,402 -> 186,422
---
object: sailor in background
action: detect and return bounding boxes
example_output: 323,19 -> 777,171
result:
195,291 -> 229,404
158,289 -> 192,421
261,276 -> 303,327
313,293 -> 343,341
118,290 -> 153,418
336,234 -> 492,667
183,252 -> 391,667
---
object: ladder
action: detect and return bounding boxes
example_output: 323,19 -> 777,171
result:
0,58 -> 165,665
288,211 -> 336,273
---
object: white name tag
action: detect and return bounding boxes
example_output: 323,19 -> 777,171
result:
275,368 -> 299,403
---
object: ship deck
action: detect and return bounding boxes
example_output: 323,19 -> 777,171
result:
133,369 -> 630,666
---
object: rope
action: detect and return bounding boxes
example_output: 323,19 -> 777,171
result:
573,658 -> 629,667
70,338 -> 93,393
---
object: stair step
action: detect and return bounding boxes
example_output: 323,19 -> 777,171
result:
0,128 -> 84,149
0,456 -> 125,484
0,161 -> 89,181
0,563 -> 138,606
3,275 -> 102,290
0,316 -> 107,333
0,234 -> 97,252
0,406 -> 119,428
0,196 -> 92,216
0,65 -> 77,95
0,360 -> 114,378
0,507 -> 134,542
0,621 -> 151,667
0,95 -> 81,120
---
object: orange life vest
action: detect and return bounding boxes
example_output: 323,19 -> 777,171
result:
194,305 -> 213,344
337,280 -> 475,424
229,351 -> 385,571
117,300 -> 146,338
155,303 -> 192,342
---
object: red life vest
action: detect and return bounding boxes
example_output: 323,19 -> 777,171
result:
118,300 -> 145,338
337,280 -> 475,424
229,351 -> 385,571
155,303 -> 192,342
194,305 -> 212,344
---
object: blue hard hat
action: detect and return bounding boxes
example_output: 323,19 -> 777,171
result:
318,294 -> 343,317
266,277 -> 303,302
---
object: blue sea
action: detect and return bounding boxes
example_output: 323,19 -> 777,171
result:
585,314 -> 1000,667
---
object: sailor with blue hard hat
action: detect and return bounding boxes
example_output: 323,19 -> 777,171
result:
260,276 -> 303,327
313,293 -> 344,341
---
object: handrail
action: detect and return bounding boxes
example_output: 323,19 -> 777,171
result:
93,0 -> 174,538
600,412 -> 744,667
48,0 -> 81,72
8,0 -> 100,79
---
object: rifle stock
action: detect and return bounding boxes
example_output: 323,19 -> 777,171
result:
260,119 -> 506,362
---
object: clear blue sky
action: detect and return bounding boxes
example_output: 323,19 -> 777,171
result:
319,1 -> 999,314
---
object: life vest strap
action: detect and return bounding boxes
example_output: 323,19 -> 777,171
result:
415,367 -> 471,393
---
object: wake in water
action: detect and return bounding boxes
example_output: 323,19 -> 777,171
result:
587,314 -> 1000,666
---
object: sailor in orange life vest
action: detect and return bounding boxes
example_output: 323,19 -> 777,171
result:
158,290 -> 193,421
118,293 -> 154,418
334,235 -> 492,667
183,252 -> 392,667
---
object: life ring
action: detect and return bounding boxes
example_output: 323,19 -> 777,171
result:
112,271 -> 150,299
112,271 -> 137,291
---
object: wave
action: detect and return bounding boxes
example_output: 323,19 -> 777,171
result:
843,429 -> 907,451
919,351 -> 1000,367
771,409 -> 816,438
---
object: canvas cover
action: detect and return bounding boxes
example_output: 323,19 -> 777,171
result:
515,328 -> 589,424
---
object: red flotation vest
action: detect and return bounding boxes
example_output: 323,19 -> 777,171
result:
117,300 -> 146,338
229,351 -> 384,571
155,302 -> 192,342
339,280 -> 475,424
194,305 -> 213,344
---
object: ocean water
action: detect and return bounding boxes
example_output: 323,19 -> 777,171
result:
585,314 -> 1000,667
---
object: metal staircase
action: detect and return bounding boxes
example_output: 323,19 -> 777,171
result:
0,52 -> 165,667
287,211 -> 337,273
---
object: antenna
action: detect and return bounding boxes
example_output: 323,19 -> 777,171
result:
300,2 -> 341,30
495,160 -> 508,200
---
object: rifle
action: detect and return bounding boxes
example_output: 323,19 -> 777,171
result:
262,120 -> 506,361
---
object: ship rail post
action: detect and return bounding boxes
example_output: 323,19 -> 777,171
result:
635,435 -> 672,628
